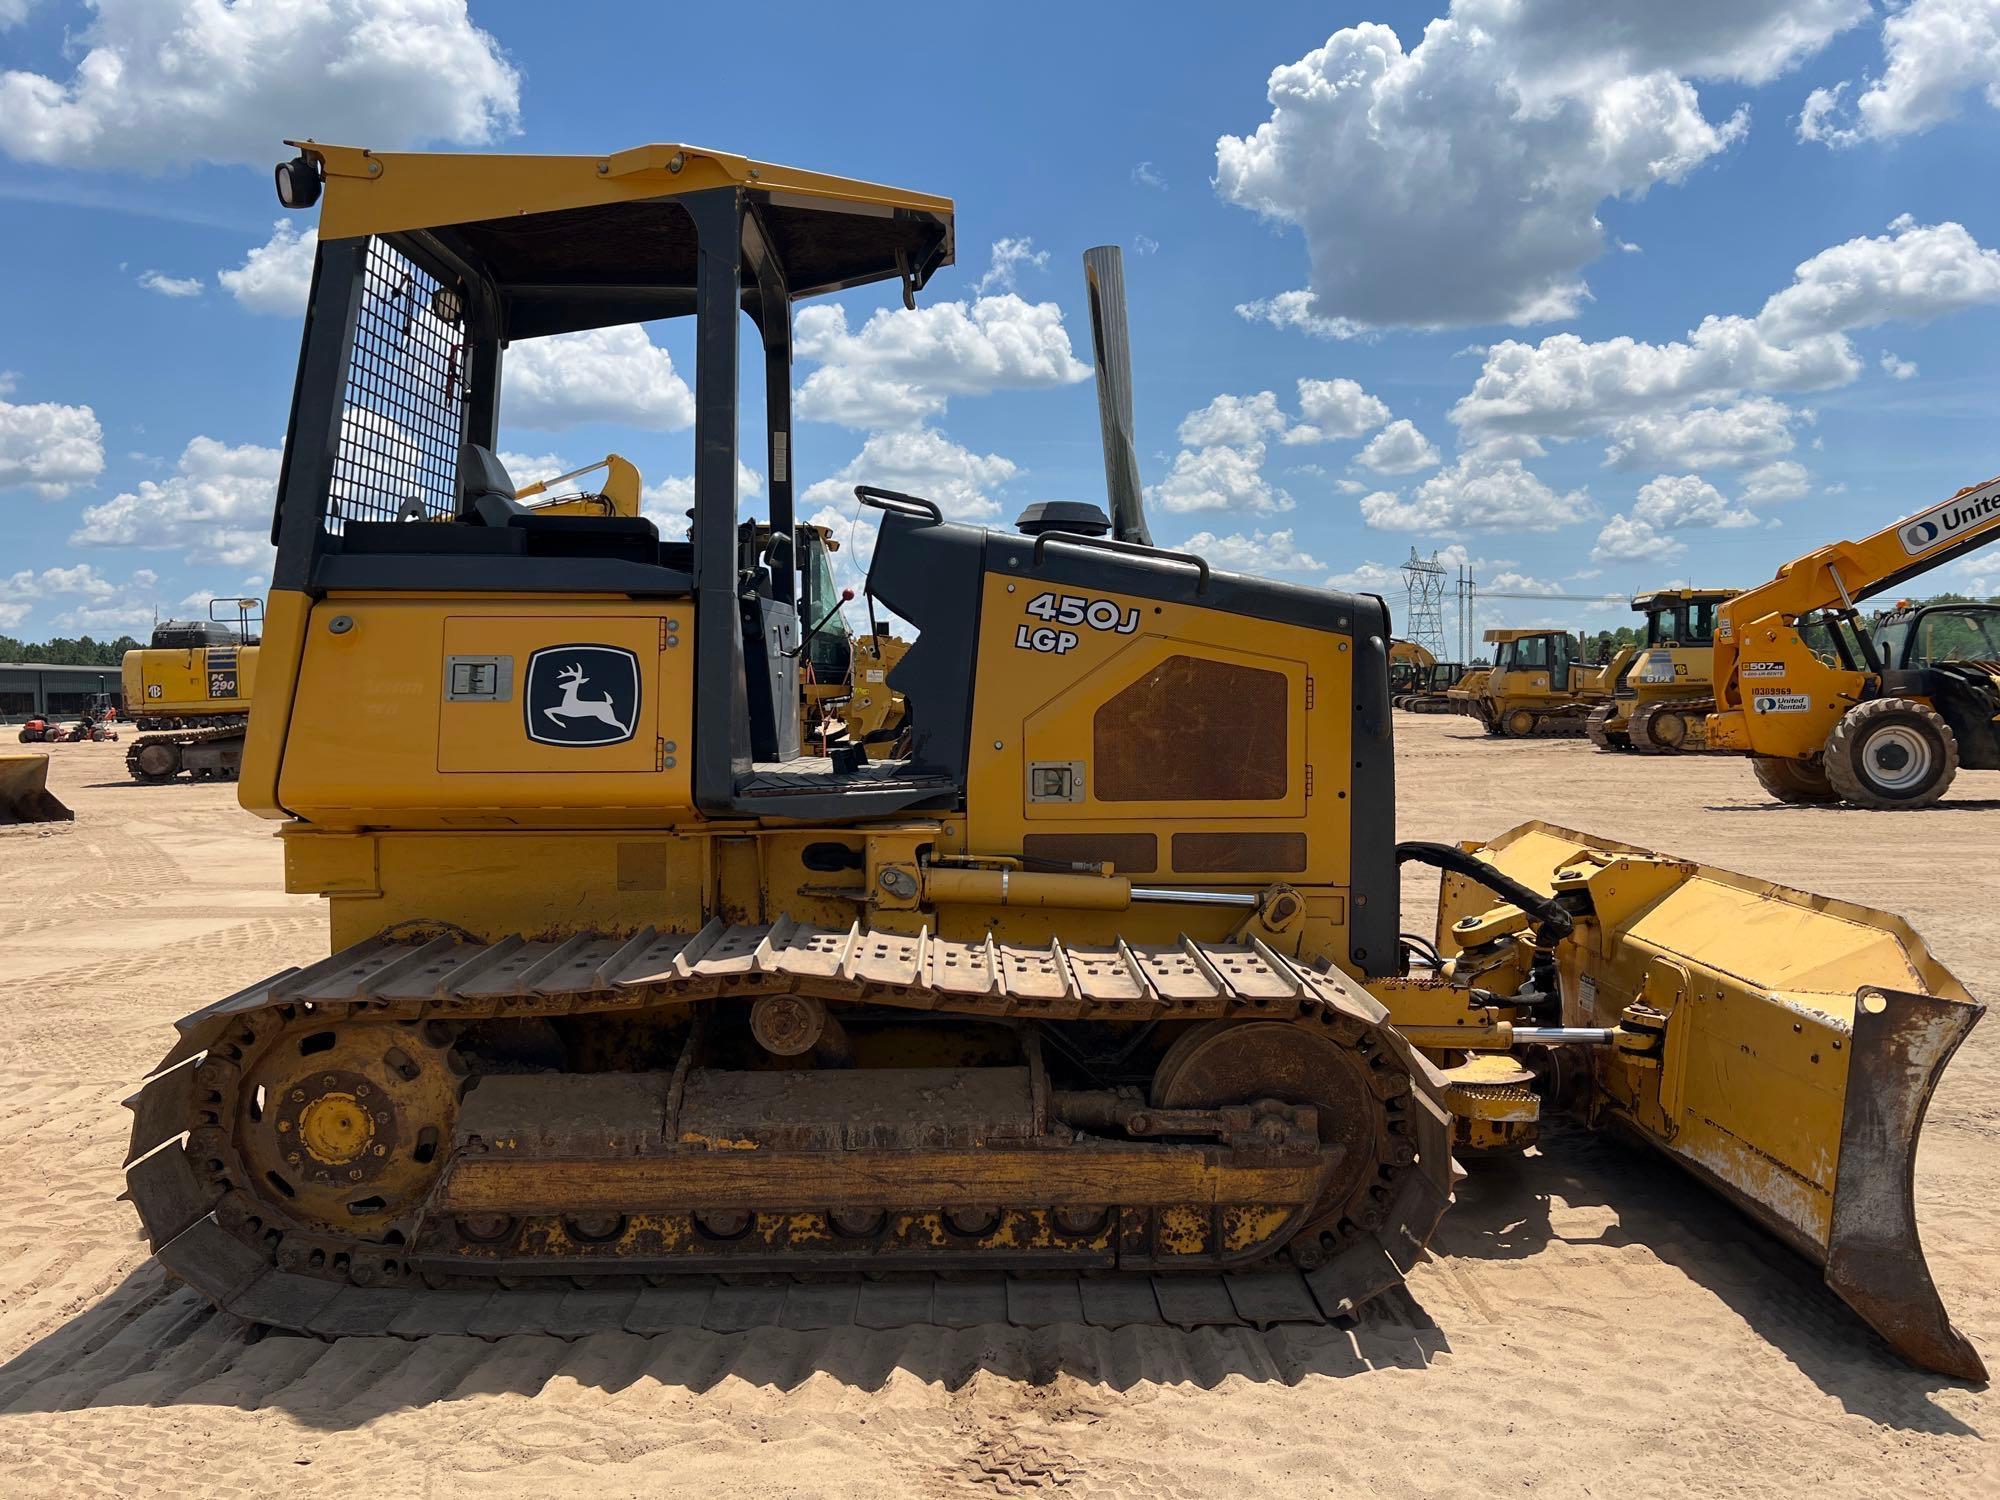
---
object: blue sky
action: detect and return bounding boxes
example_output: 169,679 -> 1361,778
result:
5,1 -> 2000,645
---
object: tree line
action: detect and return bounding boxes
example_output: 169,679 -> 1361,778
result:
0,634 -> 144,666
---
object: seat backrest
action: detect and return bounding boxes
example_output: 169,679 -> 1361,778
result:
460,443 -> 531,526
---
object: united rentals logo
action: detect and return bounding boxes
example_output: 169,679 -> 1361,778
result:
524,645 -> 640,747
1898,479 -> 2000,556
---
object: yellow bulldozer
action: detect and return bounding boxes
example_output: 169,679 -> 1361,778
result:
1586,587 -> 1739,754
119,139 -> 1984,1380
1466,628 -> 1604,737
1709,479 -> 2000,808
121,602 -> 262,783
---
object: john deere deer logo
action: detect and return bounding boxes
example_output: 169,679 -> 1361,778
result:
524,644 -> 640,747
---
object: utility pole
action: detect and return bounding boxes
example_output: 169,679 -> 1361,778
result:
1454,565 -> 1479,662
1401,548 -> 1447,660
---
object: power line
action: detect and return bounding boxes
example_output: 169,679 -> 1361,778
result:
1477,590 -> 1631,603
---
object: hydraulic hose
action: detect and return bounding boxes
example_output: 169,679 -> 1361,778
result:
1395,841 -> 1573,1015
1393,841 -> 1574,942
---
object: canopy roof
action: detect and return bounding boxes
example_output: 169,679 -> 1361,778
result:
1631,586 -> 1740,608
292,141 -> 955,337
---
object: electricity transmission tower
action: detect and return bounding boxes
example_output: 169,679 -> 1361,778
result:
1401,548 -> 1447,659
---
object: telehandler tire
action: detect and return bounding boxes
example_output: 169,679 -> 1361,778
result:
1750,755 -> 1838,805
1823,698 -> 1959,809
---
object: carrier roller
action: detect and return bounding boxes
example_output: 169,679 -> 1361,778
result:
1439,821 -> 1986,1381
125,922 -> 1455,1338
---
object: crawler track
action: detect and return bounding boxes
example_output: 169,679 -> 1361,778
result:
126,920 -> 1456,1338
125,723 -> 245,784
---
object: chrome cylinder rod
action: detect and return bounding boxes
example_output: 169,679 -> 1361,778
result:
1510,1027 -> 1618,1045
1128,886 -> 1261,907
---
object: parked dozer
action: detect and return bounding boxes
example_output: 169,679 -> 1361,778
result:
1586,588 -> 1739,754
1445,664 -> 1491,717
1467,628 -> 1602,737
0,751 -> 72,825
1709,479 -> 2000,808
120,140 -> 1984,1380
122,602 -> 262,783
1395,660 -> 1468,713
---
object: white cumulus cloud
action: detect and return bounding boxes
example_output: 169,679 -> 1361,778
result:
501,325 -> 696,433
1452,216 -> 2000,445
0,0 -> 520,170
1602,397 -> 1804,470
1356,419 -> 1442,475
1881,352 -> 1919,380
1629,472 -> 1758,530
800,429 -> 1017,523
70,434 -> 280,567
1592,513 -> 1686,563
1147,442 -> 1292,516
220,220 -> 317,314
1741,459 -> 1811,503
0,374 -> 105,497
1800,0 -> 2000,146
1175,528 -> 1322,574
794,291 -> 1089,431
1294,377 -> 1390,441
1359,452 -> 1587,533
1216,4 -> 1864,333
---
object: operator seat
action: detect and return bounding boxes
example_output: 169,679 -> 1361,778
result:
453,442 -> 662,563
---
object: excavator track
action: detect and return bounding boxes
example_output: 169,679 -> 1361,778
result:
126,723 -> 246,784
126,920 -> 1455,1339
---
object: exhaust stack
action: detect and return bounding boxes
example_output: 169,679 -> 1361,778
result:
1083,246 -> 1152,547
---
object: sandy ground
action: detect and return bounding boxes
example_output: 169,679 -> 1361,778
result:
0,722 -> 1993,1498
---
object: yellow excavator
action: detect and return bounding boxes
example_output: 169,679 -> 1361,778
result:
1586,587 -> 1739,754
121,602 -> 262,782
1709,479 -> 2000,807
119,140 -> 1984,1379
1388,638 -> 1434,698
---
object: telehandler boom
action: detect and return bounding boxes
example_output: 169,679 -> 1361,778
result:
120,140 -> 1984,1379
1709,477 -> 2000,806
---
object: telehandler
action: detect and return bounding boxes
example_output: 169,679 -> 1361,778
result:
1586,588 -> 1738,754
1709,480 -> 2000,807
121,140 -> 1983,1378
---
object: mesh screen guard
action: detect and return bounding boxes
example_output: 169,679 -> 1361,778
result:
326,239 -> 469,531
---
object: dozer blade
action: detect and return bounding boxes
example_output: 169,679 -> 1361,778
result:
1438,821 -> 1985,1380
0,751 -> 73,825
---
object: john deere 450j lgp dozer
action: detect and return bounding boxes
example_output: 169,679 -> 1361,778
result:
122,141 -> 1984,1379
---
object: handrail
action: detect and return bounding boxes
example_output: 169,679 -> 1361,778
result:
1030,530 -> 1209,591
854,485 -> 943,522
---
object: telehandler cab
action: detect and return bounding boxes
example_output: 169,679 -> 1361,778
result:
120,140 -> 1984,1379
